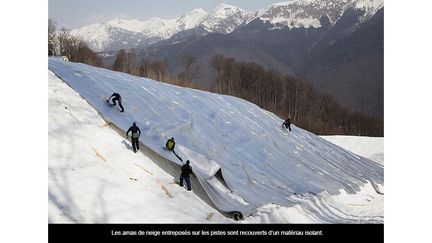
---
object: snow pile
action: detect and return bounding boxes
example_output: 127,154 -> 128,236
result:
246,182 -> 383,223
48,70 -> 230,223
321,136 -> 384,164
48,58 -> 383,220
49,66 -> 384,223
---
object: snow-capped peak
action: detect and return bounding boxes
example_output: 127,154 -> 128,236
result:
186,8 -> 208,15
201,3 -> 253,34
213,3 -> 243,12
105,18 -> 149,33
210,3 -> 251,18
256,0 -> 383,29
70,0 -> 384,51
355,0 -> 384,17
356,0 -> 384,10
176,8 -> 208,29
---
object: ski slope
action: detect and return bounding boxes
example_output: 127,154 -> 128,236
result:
48,58 -> 384,221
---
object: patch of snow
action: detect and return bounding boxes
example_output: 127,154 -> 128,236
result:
246,182 -> 383,223
321,135 -> 384,164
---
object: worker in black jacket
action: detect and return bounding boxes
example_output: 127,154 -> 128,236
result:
282,114 -> 292,132
179,160 -> 193,191
106,93 -> 124,112
126,122 -> 141,153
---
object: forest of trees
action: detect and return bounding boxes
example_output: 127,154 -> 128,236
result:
210,55 -> 383,136
110,49 -> 204,89
48,19 -> 102,67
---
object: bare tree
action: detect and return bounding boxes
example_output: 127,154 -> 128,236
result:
178,53 -> 200,83
151,60 -> 167,81
76,45 -> 103,67
48,20 -> 102,66
48,19 -> 57,55
112,49 -> 136,74
139,58 -> 151,77
211,54 -> 224,94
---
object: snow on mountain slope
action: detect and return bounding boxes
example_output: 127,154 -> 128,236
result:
321,136 -> 384,164
71,0 -> 383,51
106,18 -> 149,33
71,9 -> 208,51
105,17 -> 186,41
355,0 -> 384,21
70,23 -> 113,51
48,70 -> 230,223
48,58 -> 383,220
255,0 -> 383,29
71,4 -> 252,51
176,8 -> 208,30
201,4 -> 253,34
355,0 -> 384,13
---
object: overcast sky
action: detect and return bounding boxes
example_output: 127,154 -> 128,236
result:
49,0 -> 282,29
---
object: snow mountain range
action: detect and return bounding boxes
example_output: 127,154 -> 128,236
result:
71,0 -> 383,52
71,4 -> 253,51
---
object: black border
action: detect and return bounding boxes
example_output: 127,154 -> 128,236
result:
49,223 -> 383,242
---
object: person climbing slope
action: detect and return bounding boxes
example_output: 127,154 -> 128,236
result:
126,122 -> 141,153
179,160 -> 193,191
282,114 -> 292,132
106,92 -> 124,112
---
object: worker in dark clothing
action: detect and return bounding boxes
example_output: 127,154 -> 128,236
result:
106,93 -> 124,112
179,160 -> 193,191
126,122 -> 141,153
166,138 -> 175,151
282,114 -> 292,132
166,137 -> 183,162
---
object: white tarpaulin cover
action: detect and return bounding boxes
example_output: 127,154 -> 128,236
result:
48,58 -> 383,217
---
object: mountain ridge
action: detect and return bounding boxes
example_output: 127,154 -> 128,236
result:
70,0 -> 383,52
136,4 -> 383,118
